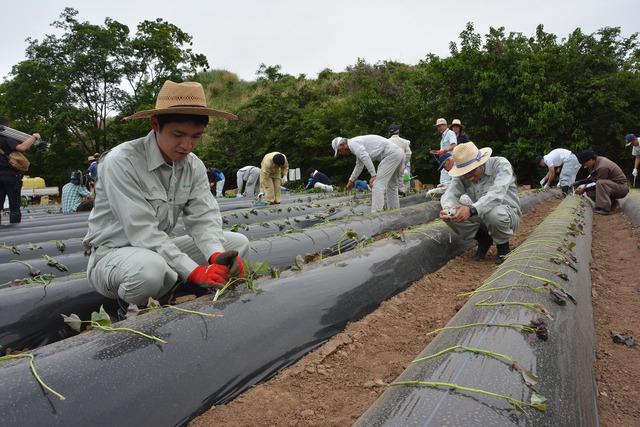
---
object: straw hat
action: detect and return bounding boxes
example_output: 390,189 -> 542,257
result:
449,119 -> 464,129
448,141 -> 492,177
434,118 -> 448,126
125,80 -> 238,121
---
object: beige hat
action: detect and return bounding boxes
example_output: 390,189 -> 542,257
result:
434,118 -> 448,126
125,80 -> 238,121
332,137 -> 348,157
448,141 -> 492,177
449,119 -> 464,129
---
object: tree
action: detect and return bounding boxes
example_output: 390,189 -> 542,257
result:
0,8 -> 208,185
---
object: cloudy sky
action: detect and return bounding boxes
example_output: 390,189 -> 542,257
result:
1,0 -> 638,82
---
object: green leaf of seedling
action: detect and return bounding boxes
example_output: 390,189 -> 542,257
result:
61,313 -> 83,332
530,392 -> 548,411
565,242 -> 576,250
91,305 -> 112,327
270,267 -> 280,279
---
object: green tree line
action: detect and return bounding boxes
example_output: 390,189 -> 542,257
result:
1,10 -> 639,189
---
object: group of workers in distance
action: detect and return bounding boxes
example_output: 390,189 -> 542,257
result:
75,80 -> 636,318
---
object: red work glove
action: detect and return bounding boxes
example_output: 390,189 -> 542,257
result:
187,264 -> 229,289
208,250 -> 245,278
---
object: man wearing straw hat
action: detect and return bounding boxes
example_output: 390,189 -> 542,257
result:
439,141 -> 521,263
83,81 -> 249,313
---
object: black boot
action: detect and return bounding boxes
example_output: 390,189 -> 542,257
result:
496,242 -> 511,264
473,228 -> 493,260
561,186 -> 570,197
115,297 -> 130,322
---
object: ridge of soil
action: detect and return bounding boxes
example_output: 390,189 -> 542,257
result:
191,197 -> 561,427
591,210 -> 640,427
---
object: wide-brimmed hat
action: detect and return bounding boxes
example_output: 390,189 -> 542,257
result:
434,118 -> 448,127
449,119 -> 464,129
448,141 -> 492,177
332,137 -> 347,157
125,80 -> 238,121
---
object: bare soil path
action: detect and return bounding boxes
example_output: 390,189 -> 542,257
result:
591,210 -> 640,427
191,198 -> 561,427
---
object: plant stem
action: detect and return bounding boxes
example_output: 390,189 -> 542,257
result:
91,323 -> 167,344
392,381 -> 543,413
413,344 -> 514,364
426,322 -> 535,337
0,353 -> 65,400
458,283 -> 547,297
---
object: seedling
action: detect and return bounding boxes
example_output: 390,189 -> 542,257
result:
134,297 -> 222,319
55,241 -> 66,253
0,242 -> 20,255
475,298 -> 553,320
425,321 -> 546,340
61,306 -> 166,344
413,345 -> 539,388
337,229 -> 359,255
0,353 -> 65,401
42,255 -> 68,272
392,381 -> 547,413
26,243 -> 43,251
10,259 -> 41,277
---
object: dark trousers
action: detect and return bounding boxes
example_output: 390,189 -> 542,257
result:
0,173 -> 22,223
585,179 -> 629,211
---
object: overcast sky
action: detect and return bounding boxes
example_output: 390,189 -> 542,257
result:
1,0 -> 638,82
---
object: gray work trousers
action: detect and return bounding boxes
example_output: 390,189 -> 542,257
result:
445,205 -> 520,245
372,148 -> 404,212
585,179 -> 629,211
559,154 -> 581,187
87,232 -> 250,306
243,168 -> 261,197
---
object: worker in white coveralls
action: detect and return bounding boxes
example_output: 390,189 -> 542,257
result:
388,123 -> 412,194
439,142 -> 521,263
534,148 -> 581,196
235,165 -> 261,198
83,81 -> 249,318
332,135 -> 404,212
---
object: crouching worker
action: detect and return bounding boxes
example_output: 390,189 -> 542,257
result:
439,142 -> 521,263
574,149 -> 629,215
83,81 -> 249,315
260,152 -> 288,204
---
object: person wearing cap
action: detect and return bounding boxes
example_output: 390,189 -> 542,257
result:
207,167 -> 225,197
260,152 -> 288,204
434,118 -> 457,184
534,148 -> 581,196
304,168 -> 333,192
83,81 -> 249,313
332,135 -> 404,212
450,119 -> 470,144
62,170 -> 94,214
0,116 -> 40,224
235,165 -> 261,197
388,124 -> 412,193
87,153 -> 100,182
425,152 -> 454,199
574,150 -> 629,215
625,133 -> 639,179
440,141 -> 521,262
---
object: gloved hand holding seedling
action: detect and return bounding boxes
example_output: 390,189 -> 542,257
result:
187,250 -> 245,290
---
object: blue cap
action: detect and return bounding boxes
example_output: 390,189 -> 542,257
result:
626,133 -> 636,142
437,152 -> 452,171
388,124 -> 400,135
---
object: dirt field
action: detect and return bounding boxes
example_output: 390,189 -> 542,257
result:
591,209 -> 640,427
191,197 -> 562,427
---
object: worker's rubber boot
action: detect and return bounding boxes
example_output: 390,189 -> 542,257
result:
561,186 -> 571,197
114,297 -> 130,322
496,242 -> 511,264
473,228 -> 493,260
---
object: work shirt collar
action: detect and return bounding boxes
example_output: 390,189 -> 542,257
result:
145,130 -> 186,172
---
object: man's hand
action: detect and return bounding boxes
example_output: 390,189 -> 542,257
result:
439,205 -> 471,223
539,178 -> 547,188
346,180 -> 354,190
32,133 -> 41,140
187,264 -> 230,289
369,176 -> 377,187
209,250 -> 245,278
575,184 -> 586,195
